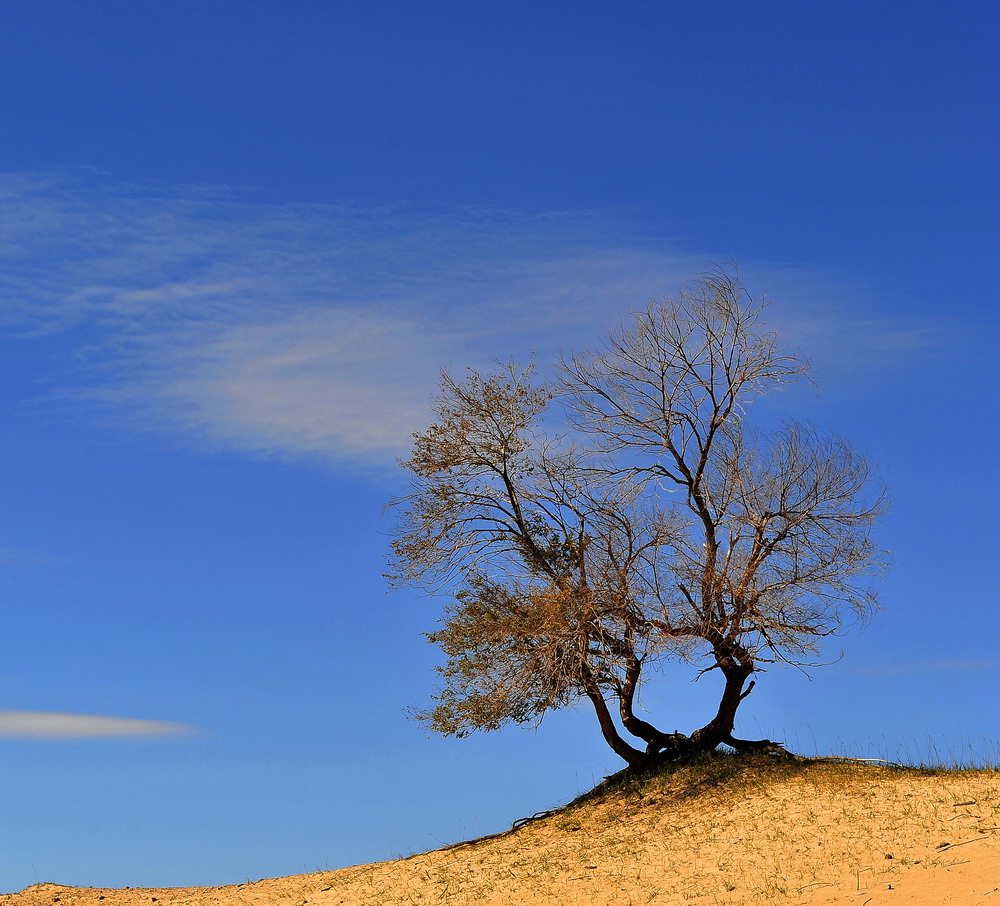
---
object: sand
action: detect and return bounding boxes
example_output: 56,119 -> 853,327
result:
4,761 -> 998,905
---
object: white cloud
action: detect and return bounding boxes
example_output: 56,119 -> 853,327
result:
147,309 -> 461,460
0,710 -> 192,738
0,171 -> 951,469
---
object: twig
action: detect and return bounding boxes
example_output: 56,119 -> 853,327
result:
938,835 -> 993,850
511,809 -> 558,830
431,806 -> 564,854
807,756 -> 905,768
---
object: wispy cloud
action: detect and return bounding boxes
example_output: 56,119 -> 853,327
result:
0,547 -> 44,565
847,659 -> 1000,676
0,710 -> 192,738
0,171 -> 950,469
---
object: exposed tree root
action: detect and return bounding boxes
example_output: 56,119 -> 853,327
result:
633,734 -> 801,772
723,734 -> 801,761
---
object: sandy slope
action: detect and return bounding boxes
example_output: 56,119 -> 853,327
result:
5,760 -> 998,905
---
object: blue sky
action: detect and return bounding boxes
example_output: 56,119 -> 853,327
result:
0,0 -> 997,892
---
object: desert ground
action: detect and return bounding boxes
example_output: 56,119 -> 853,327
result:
4,757 -> 998,906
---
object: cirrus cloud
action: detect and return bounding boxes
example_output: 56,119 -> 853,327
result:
0,710 -> 192,739
0,171 -> 954,470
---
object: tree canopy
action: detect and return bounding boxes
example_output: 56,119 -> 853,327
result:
388,271 -> 887,766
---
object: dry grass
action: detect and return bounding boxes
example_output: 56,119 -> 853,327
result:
5,755 -> 999,905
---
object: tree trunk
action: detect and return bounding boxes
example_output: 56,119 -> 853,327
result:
616,651 -> 683,754
688,662 -> 792,758
690,664 -> 753,749
580,665 -> 647,767
598,653 -> 796,769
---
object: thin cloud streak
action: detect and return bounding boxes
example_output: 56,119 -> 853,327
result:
0,710 -> 193,738
846,659 -> 1000,676
0,171 -> 952,469
0,547 -> 44,565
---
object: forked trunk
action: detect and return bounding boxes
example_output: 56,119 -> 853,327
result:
584,644 -> 796,768
689,664 -> 754,750
611,662 -> 794,767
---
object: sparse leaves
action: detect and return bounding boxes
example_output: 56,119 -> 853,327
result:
388,270 -> 887,765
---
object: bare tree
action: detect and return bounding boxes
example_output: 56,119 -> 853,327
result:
388,271 -> 886,767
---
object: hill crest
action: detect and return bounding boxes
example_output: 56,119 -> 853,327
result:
4,757 -> 998,906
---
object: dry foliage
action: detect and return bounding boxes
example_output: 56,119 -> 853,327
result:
388,270 -> 887,765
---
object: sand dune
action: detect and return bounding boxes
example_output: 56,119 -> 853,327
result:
5,758 -> 998,905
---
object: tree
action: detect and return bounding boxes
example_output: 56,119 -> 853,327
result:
388,271 -> 886,767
